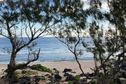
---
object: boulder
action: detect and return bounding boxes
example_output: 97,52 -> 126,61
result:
19,76 -> 31,84
63,68 -> 72,73
54,74 -> 62,81
65,73 -> 75,81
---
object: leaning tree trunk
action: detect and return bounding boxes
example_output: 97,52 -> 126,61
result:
74,53 -> 85,75
7,52 -> 17,83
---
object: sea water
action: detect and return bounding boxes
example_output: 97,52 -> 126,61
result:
0,37 -> 93,64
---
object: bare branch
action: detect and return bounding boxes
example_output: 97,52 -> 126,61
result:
26,48 -> 40,65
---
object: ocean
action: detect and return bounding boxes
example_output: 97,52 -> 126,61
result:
0,37 -> 93,64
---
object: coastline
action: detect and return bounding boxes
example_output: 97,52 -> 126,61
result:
31,60 -> 95,74
0,60 -> 95,77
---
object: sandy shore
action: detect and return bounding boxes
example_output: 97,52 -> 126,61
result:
0,64 -> 7,77
31,60 -> 95,74
0,60 -> 95,77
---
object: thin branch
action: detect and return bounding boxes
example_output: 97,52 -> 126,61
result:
103,45 -> 121,64
25,27 -> 30,40
26,49 -> 40,65
0,33 -> 10,39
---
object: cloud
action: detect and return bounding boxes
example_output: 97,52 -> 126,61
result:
81,0 -> 90,9
101,1 -> 109,12
81,0 -> 109,12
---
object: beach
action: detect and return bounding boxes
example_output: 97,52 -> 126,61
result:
33,60 -> 95,74
0,60 -> 95,76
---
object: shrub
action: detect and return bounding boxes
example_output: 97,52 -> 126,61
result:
90,79 -> 97,84
68,81 -> 73,84
21,70 -> 36,76
30,64 -> 52,73
75,75 -> 80,81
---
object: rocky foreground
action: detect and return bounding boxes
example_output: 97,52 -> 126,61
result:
0,61 -> 126,84
0,61 -> 95,84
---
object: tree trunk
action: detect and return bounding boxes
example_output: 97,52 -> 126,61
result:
7,52 -> 16,83
74,53 -> 85,75
99,52 -> 107,75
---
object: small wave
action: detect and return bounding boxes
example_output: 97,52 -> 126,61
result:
15,50 -> 71,54
40,50 -> 71,54
0,61 -> 9,64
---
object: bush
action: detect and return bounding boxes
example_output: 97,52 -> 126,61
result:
68,81 -> 73,84
90,79 -> 97,84
75,75 -> 80,81
21,70 -> 36,76
30,64 -> 52,73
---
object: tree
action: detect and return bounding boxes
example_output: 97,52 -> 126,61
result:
0,0 -> 56,82
52,21 -> 85,75
87,22 -> 122,83
48,0 -> 87,75
105,0 -> 126,58
82,0 -> 126,83
0,0 -> 88,82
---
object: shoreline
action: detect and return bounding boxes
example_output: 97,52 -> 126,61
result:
0,59 -> 94,64
0,60 -> 95,77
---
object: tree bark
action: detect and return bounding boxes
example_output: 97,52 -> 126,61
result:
6,52 -> 16,83
74,53 -> 85,75
98,51 -> 107,76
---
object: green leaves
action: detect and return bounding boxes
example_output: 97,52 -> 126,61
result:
67,37 -> 77,43
30,64 -> 52,73
36,0 -> 44,3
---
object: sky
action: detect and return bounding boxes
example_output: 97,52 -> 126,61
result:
0,0 -> 110,37
82,0 -> 109,12
83,0 -> 110,28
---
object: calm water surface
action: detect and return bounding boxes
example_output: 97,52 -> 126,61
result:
0,37 -> 93,64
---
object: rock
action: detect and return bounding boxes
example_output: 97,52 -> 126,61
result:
54,74 -> 62,81
64,73 -> 70,77
80,73 -> 95,77
114,78 -> 121,84
34,76 -> 45,83
90,73 -> 95,77
71,71 -> 76,74
52,68 -> 62,82
45,74 -> 51,79
0,78 -> 9,84
120,62 -> 126,70
45,74 -> 50,77
19,76 -> 32,84
121,71 -> 126,78
65,73 -> 75,81
80,78 -> 87,83
80,73 -> 85,77
63,68 -> 72,73
53,68 -> 59,74
119,78 -> 126,84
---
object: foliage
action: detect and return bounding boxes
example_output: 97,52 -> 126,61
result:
82,0 -> 126,84
0,0 -> 60,83
90,79 -> 97,84
68,81 -> 73,84
74,75 -> 80,81
0,0 -> 126,83
30,64 -> 52,73
21,70 -> 37,76
49,0 -> 87,75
